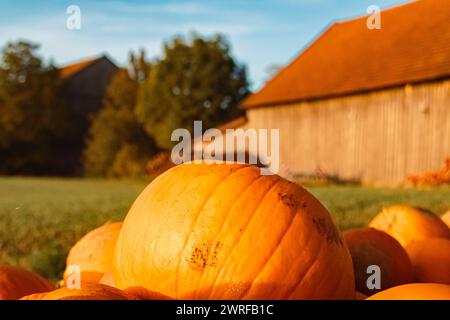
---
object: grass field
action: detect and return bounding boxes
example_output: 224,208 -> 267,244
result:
1,176 -> 449,283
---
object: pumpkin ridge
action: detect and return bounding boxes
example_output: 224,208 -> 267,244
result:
191,171 -> 264,299
306,244 -> 334,299
286,197 -> 339,299
329,264 -> 347,299
174,165 -> 251,298
240,195 -> 298,299
303,238 -> 332,299
288,229 -> 328,299
330,232 -> 356,300
278,192 -> 326,297
277,200 -> 319,299
205,177 -> 283,299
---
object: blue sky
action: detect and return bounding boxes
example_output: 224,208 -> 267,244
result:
0,0 -> 407,89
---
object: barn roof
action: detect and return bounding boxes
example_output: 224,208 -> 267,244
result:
243,0 -> 450,109
218,115 -> 248,132
59,55 -> 116,79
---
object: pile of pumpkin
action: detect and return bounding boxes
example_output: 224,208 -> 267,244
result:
1,163 -> 450,300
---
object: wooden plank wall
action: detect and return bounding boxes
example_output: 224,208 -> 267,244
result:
244,79 -> 450,185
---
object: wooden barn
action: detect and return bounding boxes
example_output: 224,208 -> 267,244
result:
60,54 -> 117,118
58,55 -> 118,174
235,0 -> 450,186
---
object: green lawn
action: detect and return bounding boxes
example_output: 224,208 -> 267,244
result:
0,177 -> 147,282
0,176 -> 449,283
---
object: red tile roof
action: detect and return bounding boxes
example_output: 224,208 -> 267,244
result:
59,57 -> 101,79
243,0 -> 450,108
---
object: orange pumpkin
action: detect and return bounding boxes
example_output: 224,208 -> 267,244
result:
0,265 -> 55,300
369,205 -> 450,247
367,283 -> 450,300
123,287 -> 173,300
20,283 -> 132,300
63,222 -> 122,284
343,228 -> 413,296
441,211 -> 450,228
405,238 -> 450,285
21,284 -> 172,300
114,163 -> 355,299
99,271 -> 116,287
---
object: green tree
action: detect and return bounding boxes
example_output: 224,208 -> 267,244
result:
83,50 -> 157,177
136,33 -> 249,149
0,40 -> 69,174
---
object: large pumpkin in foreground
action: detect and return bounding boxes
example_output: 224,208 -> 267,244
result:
0,265 -> 55,300
63,222 -> 122,284
369,205 -> 450,247
114,163 -> 355,299
343,228 -> 413,296
367,283 -> 450,300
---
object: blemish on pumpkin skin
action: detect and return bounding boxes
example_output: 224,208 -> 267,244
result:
312,218 -> 343,246
187,241 -> 223,271
277,192 -> 299,208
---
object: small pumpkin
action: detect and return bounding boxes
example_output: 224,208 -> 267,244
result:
441,211 -> 450,228
405,238 -> 450,285
20,283 -> 131,300
114,163 -> 355,299
0,265 -> 55,300
63,222 -> 122,284
343,228 -> 413,296
369,205 -> 450,247
123,287 -> 173,300
99,271 -> 116,287
367,283 -> 450,300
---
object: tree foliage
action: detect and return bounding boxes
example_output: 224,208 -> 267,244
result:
0,41 -> 70,174
136,33 -> 249,149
